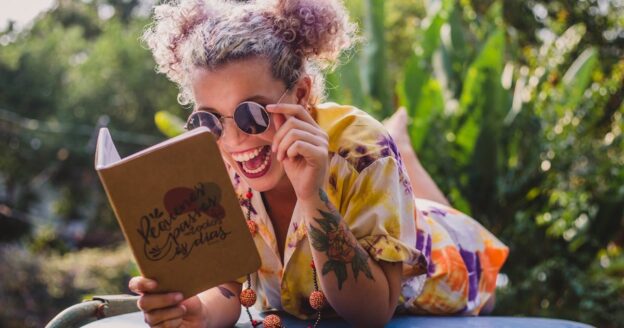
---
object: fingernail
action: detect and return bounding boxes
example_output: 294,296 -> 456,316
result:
266,104 -> 275,110
146,281 -> 157,289
181,305 -> 187,312
174,293 -> 183,302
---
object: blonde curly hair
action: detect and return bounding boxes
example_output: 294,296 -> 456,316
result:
142,0 -> 357,107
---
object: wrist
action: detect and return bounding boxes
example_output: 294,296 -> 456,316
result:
299,188 -> 335,218
296,184 -> 323,202
299,194 -> 321,214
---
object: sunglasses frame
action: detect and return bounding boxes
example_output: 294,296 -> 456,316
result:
184,89 -> 290,139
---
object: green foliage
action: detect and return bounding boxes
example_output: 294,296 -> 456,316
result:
327,0 -> 624,326
0,243 -> 134,328
0,2 -> 178,325
155,111 -> 186,138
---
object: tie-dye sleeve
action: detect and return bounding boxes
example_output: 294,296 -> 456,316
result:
315,103 -> 508,316
336,155 -> 421,266
400,198 -> 509,315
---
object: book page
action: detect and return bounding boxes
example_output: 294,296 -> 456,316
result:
95,128 -> 121,170
97,127 -> 214,170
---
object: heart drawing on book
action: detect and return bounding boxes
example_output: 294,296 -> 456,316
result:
137,182 -> 232,261
163,182 -> 226,220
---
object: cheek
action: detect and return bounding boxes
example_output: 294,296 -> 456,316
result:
262,125 -> 278,144
216,143 -> 234,165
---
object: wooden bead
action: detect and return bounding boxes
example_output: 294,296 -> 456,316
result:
247,220 -> 258,236
263,314 -> 282,328
309,290 -> 326,310
239,288 -> 257,307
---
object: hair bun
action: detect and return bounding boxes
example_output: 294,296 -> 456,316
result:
273,0 -> 356,68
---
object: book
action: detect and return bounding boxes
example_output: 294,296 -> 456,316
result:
95,127 -> 260,299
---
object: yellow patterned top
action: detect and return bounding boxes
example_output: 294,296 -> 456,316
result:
228,103 -> 509,318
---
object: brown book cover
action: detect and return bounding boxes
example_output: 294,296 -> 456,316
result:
95,127 -> 260,299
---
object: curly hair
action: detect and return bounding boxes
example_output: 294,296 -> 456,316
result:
142,0 -> 357,107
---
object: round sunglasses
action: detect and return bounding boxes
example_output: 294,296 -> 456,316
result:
184,89 -> 289,139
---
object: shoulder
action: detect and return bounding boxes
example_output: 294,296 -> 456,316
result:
314,102 -> 401,173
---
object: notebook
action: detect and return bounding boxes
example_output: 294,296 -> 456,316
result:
95,127 -> 260,299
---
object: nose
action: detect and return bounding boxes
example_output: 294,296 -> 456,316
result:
219,117 -> 246,147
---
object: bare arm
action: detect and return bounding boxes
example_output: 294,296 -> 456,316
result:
302,189 -> 402,327
197,282 -> 242,328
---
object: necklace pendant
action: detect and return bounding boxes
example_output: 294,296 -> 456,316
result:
263,314 -> 282,328
309,290 -> 326,310
240,288 -> 257,307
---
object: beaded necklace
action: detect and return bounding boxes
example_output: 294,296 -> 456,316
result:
240,189 -> 326,328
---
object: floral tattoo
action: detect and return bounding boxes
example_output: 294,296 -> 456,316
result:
309,190 -> 374,290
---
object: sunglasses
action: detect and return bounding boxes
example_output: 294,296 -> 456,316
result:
184,89 -> 289,139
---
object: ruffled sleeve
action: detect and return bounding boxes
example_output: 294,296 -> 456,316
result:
339,156 -> 421,266
316,103 -> 422,267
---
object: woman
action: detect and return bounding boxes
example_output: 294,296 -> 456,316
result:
129,0 -> 509,327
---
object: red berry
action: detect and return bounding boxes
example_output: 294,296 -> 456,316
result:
246,191 -> 253,199
310,260 -> 316,269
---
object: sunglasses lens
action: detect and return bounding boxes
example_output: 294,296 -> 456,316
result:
234,102 -> 270,135
186,112 -> 223,138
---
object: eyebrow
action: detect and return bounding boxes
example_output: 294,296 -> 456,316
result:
195,94 -> 273,113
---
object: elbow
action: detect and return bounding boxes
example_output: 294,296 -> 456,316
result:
348,314 -> 392,328
344,304 -> 395,328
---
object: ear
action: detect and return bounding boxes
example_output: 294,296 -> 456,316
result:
292,75 -> 312,107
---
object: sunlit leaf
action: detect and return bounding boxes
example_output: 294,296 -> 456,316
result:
154,111 -> 185,138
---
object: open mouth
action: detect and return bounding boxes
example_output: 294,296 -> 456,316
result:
231,145 -> 272,178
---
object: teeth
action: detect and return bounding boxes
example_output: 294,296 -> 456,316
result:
232,146 -> 264,162
242,154 -> 270,174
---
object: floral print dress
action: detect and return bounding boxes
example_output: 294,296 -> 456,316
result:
227,103 -> 509,319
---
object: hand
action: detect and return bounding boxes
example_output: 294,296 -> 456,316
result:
129,276 -> 206,328
267,104 -> 329,201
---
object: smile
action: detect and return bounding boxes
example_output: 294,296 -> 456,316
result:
231,145 -> 272,178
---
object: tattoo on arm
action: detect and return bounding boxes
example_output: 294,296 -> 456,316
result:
218,286 -> 235,299
319,189 -> 333,210
309,189 -> 374,290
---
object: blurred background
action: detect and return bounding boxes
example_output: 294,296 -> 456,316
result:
0,0 -> 622,327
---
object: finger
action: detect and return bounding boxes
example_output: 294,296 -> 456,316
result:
285,141 -> 325,162
272,112 -> 287,131
272,117 -> 327,152
129,276 -> 158,294
152,317 -> 183,328
276,129 -> 327,162
137,292 -> 184,312
266,104 -> 317,126
144,304 -> 186,326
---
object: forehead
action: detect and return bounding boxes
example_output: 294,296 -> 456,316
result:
190,57 -> 284,113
